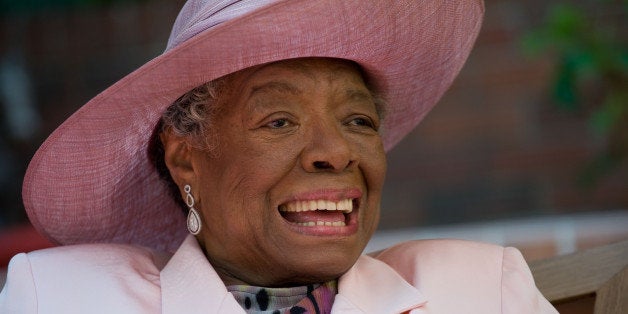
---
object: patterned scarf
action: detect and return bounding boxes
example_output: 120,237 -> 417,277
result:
227,280 -> 337,314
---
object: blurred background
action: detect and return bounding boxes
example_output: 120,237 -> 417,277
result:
0,0 -> 626,272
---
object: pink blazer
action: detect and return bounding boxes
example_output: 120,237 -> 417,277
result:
0,235 -> 557,313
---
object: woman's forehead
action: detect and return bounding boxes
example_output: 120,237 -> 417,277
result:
244,58 -> 365,86
212,57 -> 382,116
238,59 -> 369,100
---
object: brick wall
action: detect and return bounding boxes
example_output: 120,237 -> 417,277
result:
380,0 -> 628,230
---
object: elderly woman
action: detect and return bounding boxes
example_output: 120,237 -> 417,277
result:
1,0 -> 556,313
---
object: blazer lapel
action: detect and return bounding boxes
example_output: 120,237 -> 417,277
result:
160,235 -> 244,314
161,237 -> 425,313
332,255 -> 427,314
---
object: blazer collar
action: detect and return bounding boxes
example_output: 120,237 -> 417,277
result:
160,235 -> 244,314
333,255 -> 427,313
161,235 -> 426,314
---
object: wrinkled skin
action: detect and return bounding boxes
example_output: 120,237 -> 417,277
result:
162,58 -> 387,287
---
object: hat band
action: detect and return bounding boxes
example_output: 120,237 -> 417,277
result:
167,0 -> 276,51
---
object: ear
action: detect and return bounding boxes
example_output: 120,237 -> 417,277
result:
160,128 -> 197,188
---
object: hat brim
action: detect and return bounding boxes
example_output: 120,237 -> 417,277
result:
23,0 -> 484,252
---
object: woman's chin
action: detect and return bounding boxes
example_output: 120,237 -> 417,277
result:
280,246 -> 365,283
234,247 -> 363,287
264,263 -> 355,287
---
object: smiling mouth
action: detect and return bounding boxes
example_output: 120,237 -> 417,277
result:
278,199 -> 357,227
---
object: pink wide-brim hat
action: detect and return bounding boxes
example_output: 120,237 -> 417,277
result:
23,0 -> 484,252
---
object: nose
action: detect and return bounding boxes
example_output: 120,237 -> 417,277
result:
301,122 -> 357,173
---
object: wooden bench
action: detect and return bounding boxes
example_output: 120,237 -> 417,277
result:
530,239 -> 628,314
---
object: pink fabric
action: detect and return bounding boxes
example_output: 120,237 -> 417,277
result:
374,240 -> 557,314
22,0 -> 485,252
0,236 -> 557,313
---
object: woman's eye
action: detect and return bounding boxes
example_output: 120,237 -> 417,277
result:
348,116 -> 376,129
266,118 -> 290,129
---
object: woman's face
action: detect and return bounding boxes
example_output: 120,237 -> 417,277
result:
186,58 -> 386,286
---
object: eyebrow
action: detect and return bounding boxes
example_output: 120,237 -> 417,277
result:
345,88 -> 385,117
246,80 -> 384,117
248,81 -> 302,98
345,88 -> 374,102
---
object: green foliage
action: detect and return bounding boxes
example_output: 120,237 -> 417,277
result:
522,2 -> 628,186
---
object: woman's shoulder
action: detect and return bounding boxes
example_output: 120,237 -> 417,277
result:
24,241 -> 172,270
376,238 -> 506,259
14,242 -> 172,287
373,239 -> 508,285
0,242 -> 172,312
371,239 -> 557,313
373,238 -> 532,284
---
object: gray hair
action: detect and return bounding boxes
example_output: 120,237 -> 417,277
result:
150,78 -> 230,213
160,78 -> 231,154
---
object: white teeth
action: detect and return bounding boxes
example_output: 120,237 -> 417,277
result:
317,200 -> 325,210
336,199 -> 352,213
295,221 -> 346,227
327,200 -> 337,211
296,221 -> 316,227
280,198 -> 353,227
279,198 -> 354,213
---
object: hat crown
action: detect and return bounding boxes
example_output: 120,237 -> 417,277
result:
167,0 -> 276,51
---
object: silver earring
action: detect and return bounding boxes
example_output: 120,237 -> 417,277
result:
184,184 -> 201,235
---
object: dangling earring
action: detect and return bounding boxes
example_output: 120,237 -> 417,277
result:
184,184 -> 201,235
